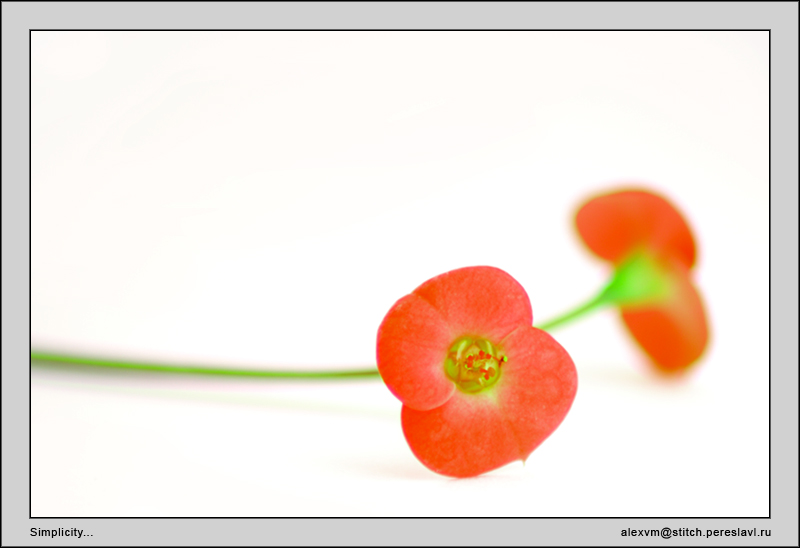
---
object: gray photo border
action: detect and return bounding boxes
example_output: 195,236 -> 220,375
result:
3,2 -> 797,546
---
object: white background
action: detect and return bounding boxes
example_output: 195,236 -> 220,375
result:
31,31 -> 768,517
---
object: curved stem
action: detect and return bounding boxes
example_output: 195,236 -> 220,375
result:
33,255 -> 667,377
30,351 -> 381,380
535,289 -> 611,331
536,252 -> 671,332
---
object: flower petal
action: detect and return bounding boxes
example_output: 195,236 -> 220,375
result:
621,261 -> 709,372
402,326 -> 576,477
575,189 -> 696,268
377,293 -> 456,411
401,395 -> 520,478
412,266 -> 533,343
496,326 -> 578,458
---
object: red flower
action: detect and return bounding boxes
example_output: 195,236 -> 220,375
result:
377,266 -> 577,478
575,189 -> 709,373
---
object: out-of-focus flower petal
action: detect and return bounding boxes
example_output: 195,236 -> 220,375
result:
576,189 -> 696,268
575,188 -> 709,372
621,260 -> 709,373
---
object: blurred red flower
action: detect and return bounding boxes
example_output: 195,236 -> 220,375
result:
576,189 -> 709,373
377,266 -> 577,478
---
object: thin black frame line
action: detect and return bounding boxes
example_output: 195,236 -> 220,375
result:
27,28 -> 773,32
28,27 -> 772,521
29,516 -> 772,520
28,27 -> 33,522
767,27 -> 772,521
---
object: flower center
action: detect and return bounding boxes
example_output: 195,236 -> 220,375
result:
443,336 -> 505,393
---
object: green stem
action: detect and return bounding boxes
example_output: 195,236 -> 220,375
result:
536,252 -> 672,331
30,351 -> 381,380
535,289 -> 611,331
32,255 -> 669,378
